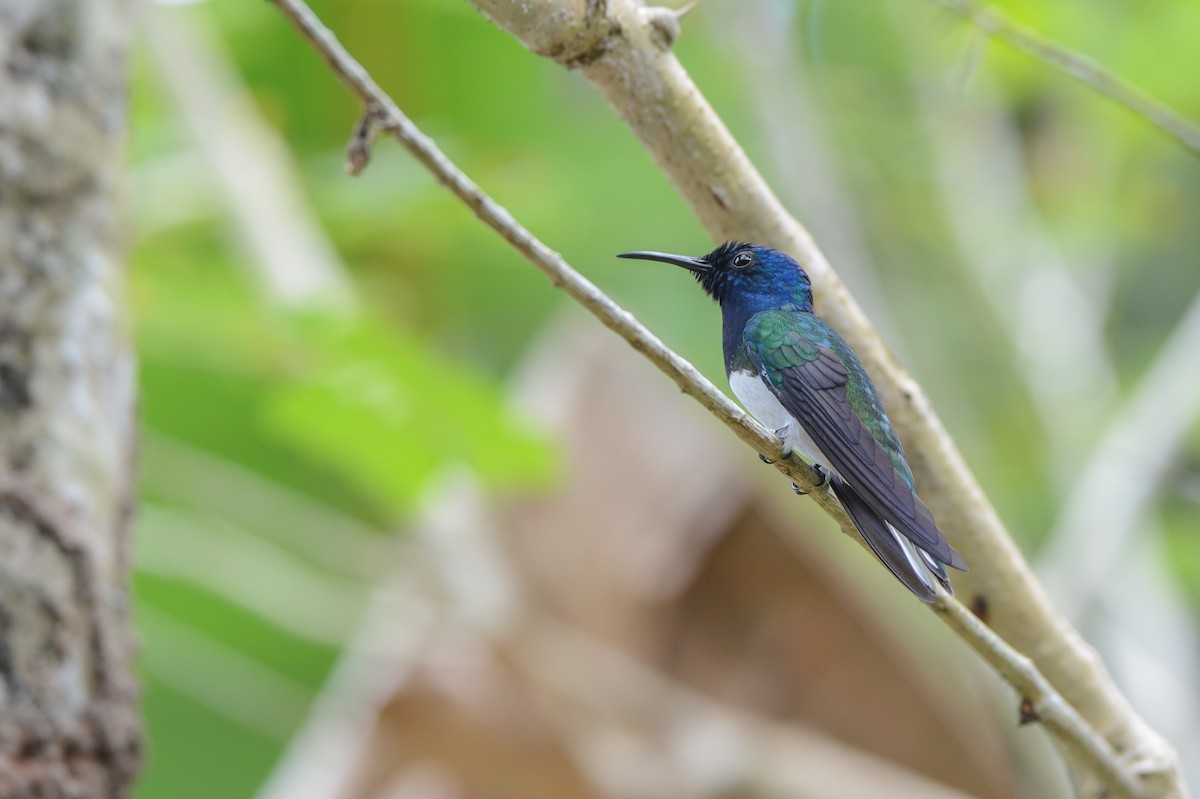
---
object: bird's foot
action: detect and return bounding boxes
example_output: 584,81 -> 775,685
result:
773,426 -> 794,461
792,465 -> 832,496
760,426 -> 794,466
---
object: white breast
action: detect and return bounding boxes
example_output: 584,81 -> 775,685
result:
728,369 -> 836,473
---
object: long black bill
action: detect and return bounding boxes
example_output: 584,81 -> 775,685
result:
617,250 -> 709,273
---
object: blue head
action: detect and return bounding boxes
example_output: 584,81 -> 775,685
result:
618,242 -> 813,314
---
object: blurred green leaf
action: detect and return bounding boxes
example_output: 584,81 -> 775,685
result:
264,314 -> 557,515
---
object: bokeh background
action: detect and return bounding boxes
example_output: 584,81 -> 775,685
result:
128,0 -> 1200,796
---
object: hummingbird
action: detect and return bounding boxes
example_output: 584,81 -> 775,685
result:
618,242 -> 966,601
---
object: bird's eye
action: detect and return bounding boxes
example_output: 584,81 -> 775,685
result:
732,252 -> 753,268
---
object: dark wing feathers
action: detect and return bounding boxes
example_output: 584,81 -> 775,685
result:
759,345 -> 966,572
789,354 -> 919,514
829,476 -> 941,601
801,346 -> 849,389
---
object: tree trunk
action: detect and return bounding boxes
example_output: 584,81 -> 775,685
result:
0,1 -> 141,795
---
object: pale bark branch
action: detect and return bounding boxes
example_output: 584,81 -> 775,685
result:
0,1 -> 141,793
266,0 -> 1186,796
921,0 -> 1200,158
930,587 -> 1140,796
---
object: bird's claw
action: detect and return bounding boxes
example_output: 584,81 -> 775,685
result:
772,426 -> 794,462
792,465 -> 831,496
758,453 -> 775,465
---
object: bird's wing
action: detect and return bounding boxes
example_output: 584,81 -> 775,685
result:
745,312 -> 965,570
830,475 -> 949,602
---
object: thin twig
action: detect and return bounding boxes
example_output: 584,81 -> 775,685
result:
265,0 -> 828,493
923,0 -> 1200,158
931,590 -> 1141,797
266,1 -> 1149,795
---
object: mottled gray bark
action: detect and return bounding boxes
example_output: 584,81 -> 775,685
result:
0,1 -> 140,796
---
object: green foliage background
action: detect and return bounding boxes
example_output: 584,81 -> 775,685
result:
128,0 -> 1200,795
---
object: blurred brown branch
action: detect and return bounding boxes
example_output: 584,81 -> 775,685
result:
266,0 -> 1185,796
922,0 -> 1200,158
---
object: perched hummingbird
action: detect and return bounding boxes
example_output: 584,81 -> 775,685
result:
619,242 -> 966,600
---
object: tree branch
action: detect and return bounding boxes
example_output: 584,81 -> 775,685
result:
921,0 -> 1200,158
266,0 -> 1185,796
930,589 -> 1139,796
454,4 -> 1187,796
265,0 -> 828,501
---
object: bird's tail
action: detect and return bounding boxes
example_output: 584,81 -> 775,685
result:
828,475 -> 952,602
